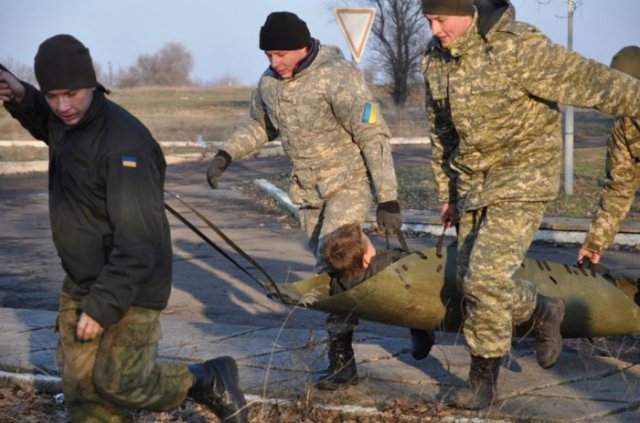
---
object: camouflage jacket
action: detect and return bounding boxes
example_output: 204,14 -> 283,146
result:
583,118 -> 640,253
422,2 -> 640,211
222,43 -> 397,208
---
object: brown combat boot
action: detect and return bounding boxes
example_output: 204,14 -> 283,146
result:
533,294 -> 566,369
315,331 -> 358,390
451,355 -> 501,410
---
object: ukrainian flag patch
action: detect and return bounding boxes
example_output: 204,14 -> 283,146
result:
362,102 -> 378,124
122,155 -> 137,168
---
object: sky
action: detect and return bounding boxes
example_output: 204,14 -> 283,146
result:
2,0 -> 639,86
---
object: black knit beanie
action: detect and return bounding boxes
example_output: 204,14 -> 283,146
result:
259,12 -> 311,51
610,46 -> 640,80
34,34 -> 97,92
422,0 -> 474,15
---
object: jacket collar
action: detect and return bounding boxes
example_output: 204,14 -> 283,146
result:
292,38 -> 320,77
65,88 -> 106,132
265,38 -> 321,81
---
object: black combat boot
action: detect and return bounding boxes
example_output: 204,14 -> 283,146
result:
533,294 -> 566,369
409,328 -> 435,360
187,356 -> 248,422
451,355 -> 501,410
315,331 -> 358,390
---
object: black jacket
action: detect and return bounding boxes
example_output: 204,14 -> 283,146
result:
5,84 -> 172,328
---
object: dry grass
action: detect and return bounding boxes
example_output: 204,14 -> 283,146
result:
0,86 -> 254,142
1,85 -> 614,143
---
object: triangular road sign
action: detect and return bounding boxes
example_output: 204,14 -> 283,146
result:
334,8 -> 376,64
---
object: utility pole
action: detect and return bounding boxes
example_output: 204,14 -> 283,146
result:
564,0 -> 577,195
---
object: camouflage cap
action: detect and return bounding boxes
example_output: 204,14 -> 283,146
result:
610,46 -> 640,80
422,0 -> 474,15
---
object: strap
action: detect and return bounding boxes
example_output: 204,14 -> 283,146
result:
435,223 -> 458,258
577,257 -> 609,278
164,191 -> 283,299
435,226 -> 447,258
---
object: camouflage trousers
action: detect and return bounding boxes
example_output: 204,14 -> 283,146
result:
457,201 -> 544,358
56,293 -> 194,422
298,185 -> 371,336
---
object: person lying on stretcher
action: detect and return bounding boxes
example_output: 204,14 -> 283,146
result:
315,223 -> 435,390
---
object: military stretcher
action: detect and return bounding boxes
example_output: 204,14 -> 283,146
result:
267,245 -> 640,338
164,195 -> 640,339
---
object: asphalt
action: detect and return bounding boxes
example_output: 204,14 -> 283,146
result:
1,147 -> 639,422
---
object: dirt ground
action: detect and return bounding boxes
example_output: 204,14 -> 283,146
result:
0,385 -> 471,423
2,333 -> 638,422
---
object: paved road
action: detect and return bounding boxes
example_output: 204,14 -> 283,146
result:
1,146 -> 639,329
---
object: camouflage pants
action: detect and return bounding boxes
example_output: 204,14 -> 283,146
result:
298,185 -> 372,336
56,293 -> 194,422
457,201 -> 544,358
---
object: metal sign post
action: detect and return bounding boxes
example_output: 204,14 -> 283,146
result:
334,7 -> 376,64
564,0 -> 577,196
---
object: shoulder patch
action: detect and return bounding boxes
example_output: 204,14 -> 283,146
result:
362,102 -> 378,124
122,155 -> 137,168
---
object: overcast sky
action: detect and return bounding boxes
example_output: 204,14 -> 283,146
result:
2,0 -> 639,86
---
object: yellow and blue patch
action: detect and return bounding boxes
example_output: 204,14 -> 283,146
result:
362,102 -> 378,124
122,155 -> 137,168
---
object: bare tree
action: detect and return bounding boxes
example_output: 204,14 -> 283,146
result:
365,0 -> 430,106
116,42 -> 194,87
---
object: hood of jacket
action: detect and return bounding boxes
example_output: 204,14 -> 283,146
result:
474,0 -> 510,37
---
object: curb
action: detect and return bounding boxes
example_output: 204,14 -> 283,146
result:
2,157 -> 638,246
0,369 -> 61,393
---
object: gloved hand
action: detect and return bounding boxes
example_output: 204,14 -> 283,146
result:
376,200 -> 402,235
206,150 -> 232,189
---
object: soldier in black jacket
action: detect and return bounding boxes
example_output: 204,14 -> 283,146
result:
0,35 -> 247,422
319,223 -> 435,389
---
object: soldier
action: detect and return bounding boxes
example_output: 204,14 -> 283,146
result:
320,223 -> 435,389
420,0 -> 640,410
205,11 -> 401,390
578,46 -> 640,266
0,35 -> 247,422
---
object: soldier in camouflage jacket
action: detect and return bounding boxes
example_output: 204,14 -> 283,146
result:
579,46 -> 640,265
205,12 -> 400,391
420,0 -> 640,410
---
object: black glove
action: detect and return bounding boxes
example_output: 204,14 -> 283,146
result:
376,200 -> 402,235
206,150 -> 232,189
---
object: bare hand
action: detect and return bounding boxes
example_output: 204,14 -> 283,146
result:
0,68 -> 25,103
577,248 -> 601,266
76,312 -> 104,341
439,202 -> 459,229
